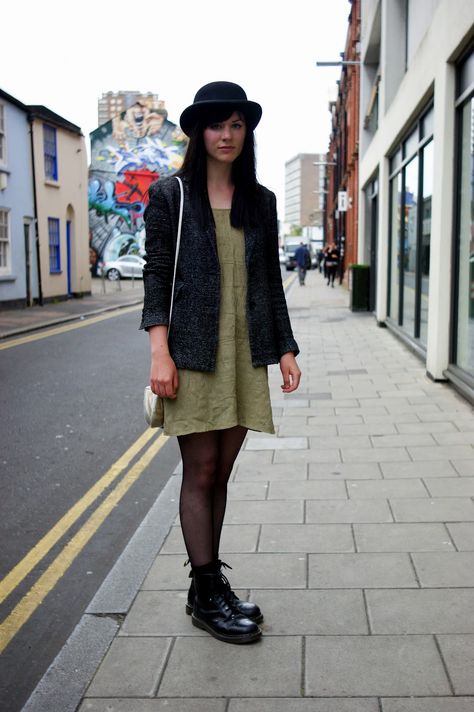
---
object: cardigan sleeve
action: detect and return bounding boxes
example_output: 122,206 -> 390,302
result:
265,190 -> 300,358
139,180 -> 174,331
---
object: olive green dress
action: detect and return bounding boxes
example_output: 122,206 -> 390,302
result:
163,209 -> 275,437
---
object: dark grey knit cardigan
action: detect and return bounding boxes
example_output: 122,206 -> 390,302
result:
140,175 -> 299,371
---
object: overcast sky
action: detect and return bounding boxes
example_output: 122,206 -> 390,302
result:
3,0 -> 350,220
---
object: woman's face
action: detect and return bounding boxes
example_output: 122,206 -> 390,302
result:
203,111 -> 246,165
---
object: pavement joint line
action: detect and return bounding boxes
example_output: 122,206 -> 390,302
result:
20,473 -> 182,712
0,427 -> 159,606
0,433 -> 169,654
0,299 -> 143,341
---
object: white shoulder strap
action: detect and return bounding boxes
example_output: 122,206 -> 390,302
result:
168,176 -> 184,332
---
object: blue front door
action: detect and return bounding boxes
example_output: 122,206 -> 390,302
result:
66,221 -> 72,295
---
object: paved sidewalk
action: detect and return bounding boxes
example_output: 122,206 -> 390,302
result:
31,269 -> 474,710
0,278 -> 143,339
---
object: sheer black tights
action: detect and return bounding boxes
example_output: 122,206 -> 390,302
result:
177,426 -> 247,567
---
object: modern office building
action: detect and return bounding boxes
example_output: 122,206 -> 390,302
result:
98,91 -> 162,125
285,153 -> 326,229
357,0 -> 474,399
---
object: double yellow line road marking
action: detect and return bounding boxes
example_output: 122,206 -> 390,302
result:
0,427 -> 168,653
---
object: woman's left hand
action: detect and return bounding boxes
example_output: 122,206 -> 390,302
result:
279,352 -> 301,393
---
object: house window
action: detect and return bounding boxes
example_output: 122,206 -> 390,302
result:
452,47 -> 474,376
387,104 -> 433,347
48,218 -> 61,273
0,209 -> 9,271
43,124 -> 58,180
0,104 -> 5,164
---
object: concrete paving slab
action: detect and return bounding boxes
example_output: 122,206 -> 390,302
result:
451,459 -> 474,476
233,462 -> 308,481
245,437 -> 308,450
158,636 -> 302,697
396,422 -> 458,433
380,461 -> 458,478
273,448 -> 341,463
354,523 -> 454,552
119,591 -> 202,637
370,434 -> 436,447
234,450 -> 273,466
381,698 -> 474,712
278,423 -> 338,436
446,523 -> 474,550
79,701 -> 226,712
305,635 -> 451,696
307,499 -> 393,523
366,588 -> 474,633
307,414 -> 364,424
229,700 -> 379,712
407,446 -> 474,461
160,524 -> 260,554
253,589 -> 368,634
227,482 -> 269,500
342,447 -> 410,462
259,523 -> 354,553
338,423 -> 398,435
309,462 -> 382,479
309,435 -> 373,449
308,552 -> 417,588
225,500 -> 304,524
267,480 -> 347,500
412,552 -> 474,586
390,498 -> 474,522
85,638 -> 172,698
424,477 -> 474,497
437,634 -> 474,694
434,432 -> 474,445
348,479 -> 428,498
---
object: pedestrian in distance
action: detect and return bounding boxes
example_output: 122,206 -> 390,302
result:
325,242 -> 340,287
294,241 -> 311,285
140,81 -> 301,644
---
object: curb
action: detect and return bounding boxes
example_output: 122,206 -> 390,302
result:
0,300 -> 143,340
20,469 -> 182,712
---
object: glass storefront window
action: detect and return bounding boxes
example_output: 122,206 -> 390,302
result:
419,140 -> 433,346
402,156 -> 419,334
455,97 -> 474,373
389,174 -> 402,322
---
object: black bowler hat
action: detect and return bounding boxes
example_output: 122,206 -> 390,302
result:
179,81 -> 262,136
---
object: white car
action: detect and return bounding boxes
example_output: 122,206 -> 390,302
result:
101,255 -> 145,281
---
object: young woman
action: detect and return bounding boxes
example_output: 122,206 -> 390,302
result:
140,82 -> 300,644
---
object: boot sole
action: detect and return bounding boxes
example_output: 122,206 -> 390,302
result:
191,614 -> 262,644
186,602 -> 264,624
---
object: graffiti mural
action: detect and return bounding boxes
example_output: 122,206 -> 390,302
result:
88,102 -> 187,275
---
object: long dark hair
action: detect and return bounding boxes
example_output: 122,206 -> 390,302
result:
177,106 -> 261,228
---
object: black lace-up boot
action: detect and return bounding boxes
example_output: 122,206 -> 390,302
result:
191,563 -> 261,644
186,560 -> 264,624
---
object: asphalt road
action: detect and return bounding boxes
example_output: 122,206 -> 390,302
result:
0,306 -> 180,712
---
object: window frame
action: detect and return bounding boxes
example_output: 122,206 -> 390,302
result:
0,103 -> 6,166
0,208 -> 11,274
48,217 -> 61,273
43,124 -> 58,181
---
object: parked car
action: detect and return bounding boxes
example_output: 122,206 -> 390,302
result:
279,247 -> 286,265
100,255 -> 146,281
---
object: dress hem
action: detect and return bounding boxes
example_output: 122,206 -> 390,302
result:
163,420 -> 275,437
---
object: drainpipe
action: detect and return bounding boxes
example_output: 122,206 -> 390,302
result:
28,115 -> 43,306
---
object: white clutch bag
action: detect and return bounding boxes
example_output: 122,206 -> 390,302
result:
144,386 -> 164,428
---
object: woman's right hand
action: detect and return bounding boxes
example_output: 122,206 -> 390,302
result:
150,354 -> 179,399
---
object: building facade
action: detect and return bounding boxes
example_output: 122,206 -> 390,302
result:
0,90 -> 38,308
98,91 -> 161,126
325,0 -> 361,287
29,106 -> 90,302
358,0 -> 474,400
285,153 -> 326,230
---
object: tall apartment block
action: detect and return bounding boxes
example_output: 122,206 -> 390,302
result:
284,153 -> 326,229
97,91 -> 163,125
